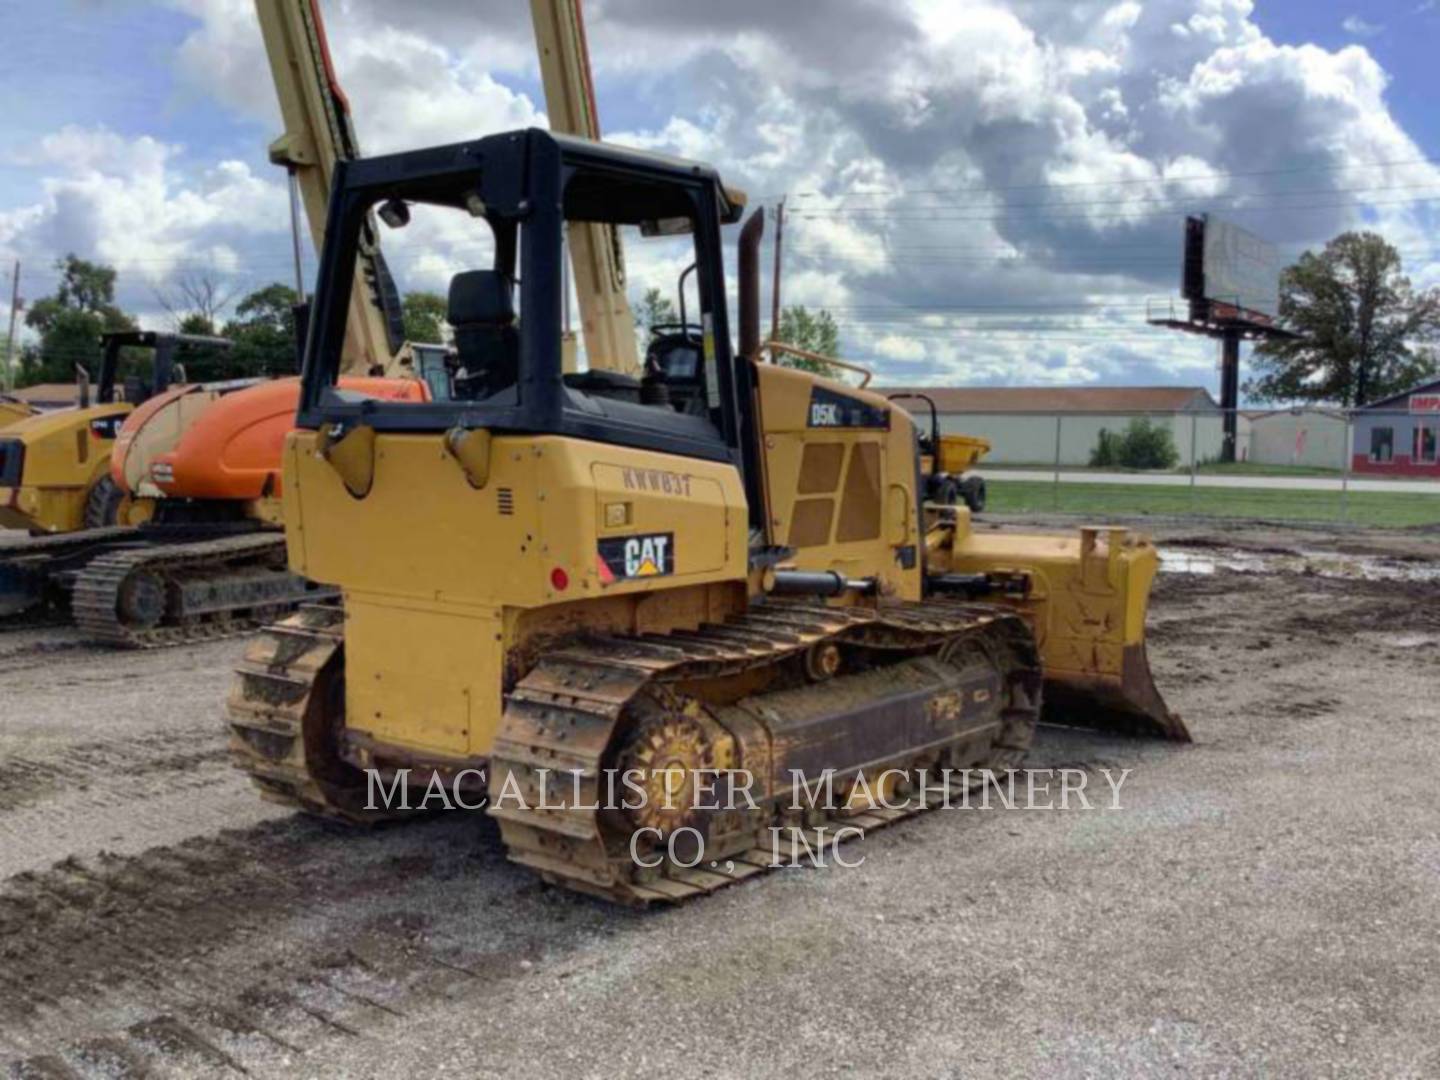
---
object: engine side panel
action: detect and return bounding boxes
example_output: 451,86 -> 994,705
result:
753,363 -> 923,599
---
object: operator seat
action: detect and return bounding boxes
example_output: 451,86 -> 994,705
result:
449,270 -> 519,400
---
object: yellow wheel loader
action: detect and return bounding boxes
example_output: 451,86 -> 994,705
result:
0,330 -> 231,535
229,130 -> 1187,907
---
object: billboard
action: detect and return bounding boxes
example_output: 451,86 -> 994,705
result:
1182,215 -> 1282,323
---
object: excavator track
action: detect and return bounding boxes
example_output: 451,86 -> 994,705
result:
487,599 -> 1042,905
0,525 -> 140,621
229,598 -> 1042,905
71,532 -> 336,648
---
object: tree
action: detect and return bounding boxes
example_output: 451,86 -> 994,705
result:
401,291 -> 448,345
220,283 -> 301,378
19,255 -> 134,385
634,287 -> 677,340
773,305 -> 840,377
154,270 -> 239,334
178,312 -> 217,337
1089,418 -> 1179,470
1249,232 -> 1440,407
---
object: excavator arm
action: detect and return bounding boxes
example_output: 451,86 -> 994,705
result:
258,0 -> 638,379
255,0 -> 406,376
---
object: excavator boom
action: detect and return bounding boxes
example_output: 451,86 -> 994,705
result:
255,0 -> 405,375
532,0 -> 640,376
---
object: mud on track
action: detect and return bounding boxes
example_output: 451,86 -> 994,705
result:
1,519 -> 1438,1077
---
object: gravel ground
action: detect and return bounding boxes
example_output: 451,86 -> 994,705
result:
0,518 -> 1436,1078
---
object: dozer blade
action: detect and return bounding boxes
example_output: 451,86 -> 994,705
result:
950,524 -> 1190,742
1041,643 -> 1188,742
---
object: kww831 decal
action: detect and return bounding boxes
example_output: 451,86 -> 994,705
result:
596,532 -> 674,584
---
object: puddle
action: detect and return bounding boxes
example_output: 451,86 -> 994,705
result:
1362,632 -> 1440,649
1159,548 -> 1440,583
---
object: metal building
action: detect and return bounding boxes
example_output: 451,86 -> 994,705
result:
876,386 -> 1223,467
1352,379 -> 1440,476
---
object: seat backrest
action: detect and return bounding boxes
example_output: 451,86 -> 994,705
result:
449,270 -> 518,399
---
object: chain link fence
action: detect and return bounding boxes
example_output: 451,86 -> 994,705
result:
940,407 -> 1440,528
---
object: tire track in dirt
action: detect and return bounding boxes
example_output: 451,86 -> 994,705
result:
0,734 -> 228,813
0,811 -> 624,1077
2,525 -> 1435,1076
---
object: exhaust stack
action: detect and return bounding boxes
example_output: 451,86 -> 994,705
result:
737,209 -> 765,362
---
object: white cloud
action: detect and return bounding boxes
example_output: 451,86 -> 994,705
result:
166,0 -> 543,155
1341,15 -> 1383,37
5,0 -> 1436,388
0,127 -> 289,329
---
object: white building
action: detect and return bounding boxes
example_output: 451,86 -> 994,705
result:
877,386 -> 1224,468
1240,408 -> 1349,470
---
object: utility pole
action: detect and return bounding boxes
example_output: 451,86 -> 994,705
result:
769,198 -> 786,344
3,260 -> 20,392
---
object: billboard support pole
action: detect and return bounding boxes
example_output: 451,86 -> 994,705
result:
1152,216 -> 1298,466
1220,329 -> 1241,463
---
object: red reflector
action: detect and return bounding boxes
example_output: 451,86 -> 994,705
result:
550,567 -> 570,591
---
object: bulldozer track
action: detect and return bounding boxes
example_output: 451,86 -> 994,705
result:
229,598 -> 1041,907
488,599 -> 1041,905
71,533 -> 336,649
227,602 -> 367,820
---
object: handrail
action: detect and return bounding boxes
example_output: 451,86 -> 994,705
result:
763,340 -> 874,388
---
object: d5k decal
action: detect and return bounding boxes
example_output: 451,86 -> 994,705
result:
597,532 -> 675,584
807,385 -> 890,429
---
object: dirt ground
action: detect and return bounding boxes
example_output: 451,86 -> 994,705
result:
1,516 -> 1437,1078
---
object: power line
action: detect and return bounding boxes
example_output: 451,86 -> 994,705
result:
789,192 -> 1440,223
791,179 -> 1440,213
788,154 -> 1440,199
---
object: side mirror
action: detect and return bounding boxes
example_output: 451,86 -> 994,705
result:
641,216 -> 694,238
378,199 -> 411,229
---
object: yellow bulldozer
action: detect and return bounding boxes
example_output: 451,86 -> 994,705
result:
0,396 -> 33,430
228,128 -> 1187,907
0,330 -> 232,535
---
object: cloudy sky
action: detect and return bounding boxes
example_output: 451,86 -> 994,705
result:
2,0 -> 1437,393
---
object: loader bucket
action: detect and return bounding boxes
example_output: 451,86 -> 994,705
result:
950,524 -> 1190,742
